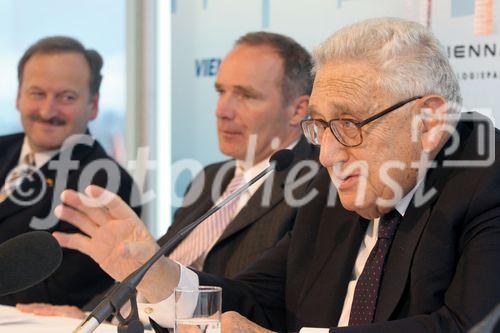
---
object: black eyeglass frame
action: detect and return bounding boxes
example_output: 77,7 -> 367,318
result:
301,95 -> 423,147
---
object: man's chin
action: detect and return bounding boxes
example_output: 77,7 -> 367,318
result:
29,136 -> 65,152
338,193 -> 369,212
219,145 -> 245,161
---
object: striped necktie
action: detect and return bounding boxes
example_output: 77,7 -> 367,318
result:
169,173 -> 245,268
0,153 -> 36,203
348,210 -> 402,325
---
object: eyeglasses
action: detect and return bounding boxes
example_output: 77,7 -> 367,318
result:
301,96 -> 422,147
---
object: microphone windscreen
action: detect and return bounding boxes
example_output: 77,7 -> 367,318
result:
0,231 -> 62,296
270,149 -> 295,172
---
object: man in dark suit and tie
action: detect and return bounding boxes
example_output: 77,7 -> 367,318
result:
0,36 -> 141,308
159,31 -> 317,278
49,18 -> 500,332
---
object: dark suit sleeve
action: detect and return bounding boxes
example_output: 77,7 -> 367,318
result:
197,232 -> 290,331
150,234 -> 290,333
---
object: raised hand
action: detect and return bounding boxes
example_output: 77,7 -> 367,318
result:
53,185 -> 179,302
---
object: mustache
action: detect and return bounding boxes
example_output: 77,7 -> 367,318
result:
29,114 -> 66,126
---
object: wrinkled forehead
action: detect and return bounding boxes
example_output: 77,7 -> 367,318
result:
310,60 -> 385,118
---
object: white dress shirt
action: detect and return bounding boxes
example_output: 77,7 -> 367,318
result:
142,178 -> 424,330
18,137 -> 59,169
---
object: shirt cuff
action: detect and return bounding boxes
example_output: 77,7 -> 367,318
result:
137,264 -> 199,328
299,328 -> 330,333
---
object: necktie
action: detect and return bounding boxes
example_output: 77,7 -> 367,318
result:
0,153 -> 36,203
348,210 -> 402,326
169,173 -> 245,268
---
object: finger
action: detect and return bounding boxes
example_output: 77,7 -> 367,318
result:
33,305 -> 85,319
31,306 -> 59,316
60,189 -> 113,227
54,204 -> 98,237
16,303 -> 47,313
176,323 -> 203,333
85,185 -> 140,221
52,232 -> 93,257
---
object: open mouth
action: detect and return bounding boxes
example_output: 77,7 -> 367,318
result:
334,173 -> 360,190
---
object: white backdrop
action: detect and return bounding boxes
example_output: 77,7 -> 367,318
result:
170,0 -> 499,200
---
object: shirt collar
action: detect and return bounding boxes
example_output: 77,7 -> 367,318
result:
394,177 -> 425,217
19,137 -> 59,169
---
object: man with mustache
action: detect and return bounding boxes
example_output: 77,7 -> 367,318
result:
18,31 -> 318,320
0,36 -> 140,307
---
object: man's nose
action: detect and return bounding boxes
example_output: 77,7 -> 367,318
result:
319,129 -> 349,168
38,95 -> 58,119
215,94 -> 237,120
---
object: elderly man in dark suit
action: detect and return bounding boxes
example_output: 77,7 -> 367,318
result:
0,36 -> 141,308
48,18 -> 500,332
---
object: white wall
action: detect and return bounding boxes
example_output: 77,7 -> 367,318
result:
168,0 -> 500,202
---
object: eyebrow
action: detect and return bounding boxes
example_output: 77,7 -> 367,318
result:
25,86 -> 79,96
308,102 -> 358,119
307,105 -> 324,119
25,85 -> 43,91
214,82 -> 264,99
57,90 -> 78,95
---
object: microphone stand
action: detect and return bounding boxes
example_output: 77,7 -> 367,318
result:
469,303 -> 500,333
73,163 -> 277,333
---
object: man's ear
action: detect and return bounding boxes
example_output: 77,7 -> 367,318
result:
288,95 -> 309,126
89,93 -> 99,120
418,95 -> 449,153
15,89 -> 21,112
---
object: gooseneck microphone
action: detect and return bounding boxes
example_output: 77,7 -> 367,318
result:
0,231 -> 63,297
73,149 -> 295,333
469,303 -> 500,333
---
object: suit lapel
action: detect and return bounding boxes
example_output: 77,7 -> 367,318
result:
0,138 -> 23,186
0,160 -> 57,221
216,164 -> 287,243
165,189 -> 218,239
298,202 -> 368,321
215,137 -> 316,244
0,135 -> 98,224
374,193 -> 433,321
160,165 -> 234,248
374,135 -> 461,321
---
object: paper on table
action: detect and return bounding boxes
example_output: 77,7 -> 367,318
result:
0,305 -> 152,333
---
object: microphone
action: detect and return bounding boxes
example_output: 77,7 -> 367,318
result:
74,149 -> 295,333
0,231 -> 62,296
469,303 -> 500,333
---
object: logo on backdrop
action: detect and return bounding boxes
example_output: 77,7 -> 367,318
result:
195,58 -> 221,77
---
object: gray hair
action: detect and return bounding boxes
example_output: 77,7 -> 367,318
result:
312,17 -> 462,113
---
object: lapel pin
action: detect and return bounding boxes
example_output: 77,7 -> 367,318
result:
46,178 -> 54,187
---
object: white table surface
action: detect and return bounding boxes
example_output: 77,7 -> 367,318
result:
0,305 -> 152,332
